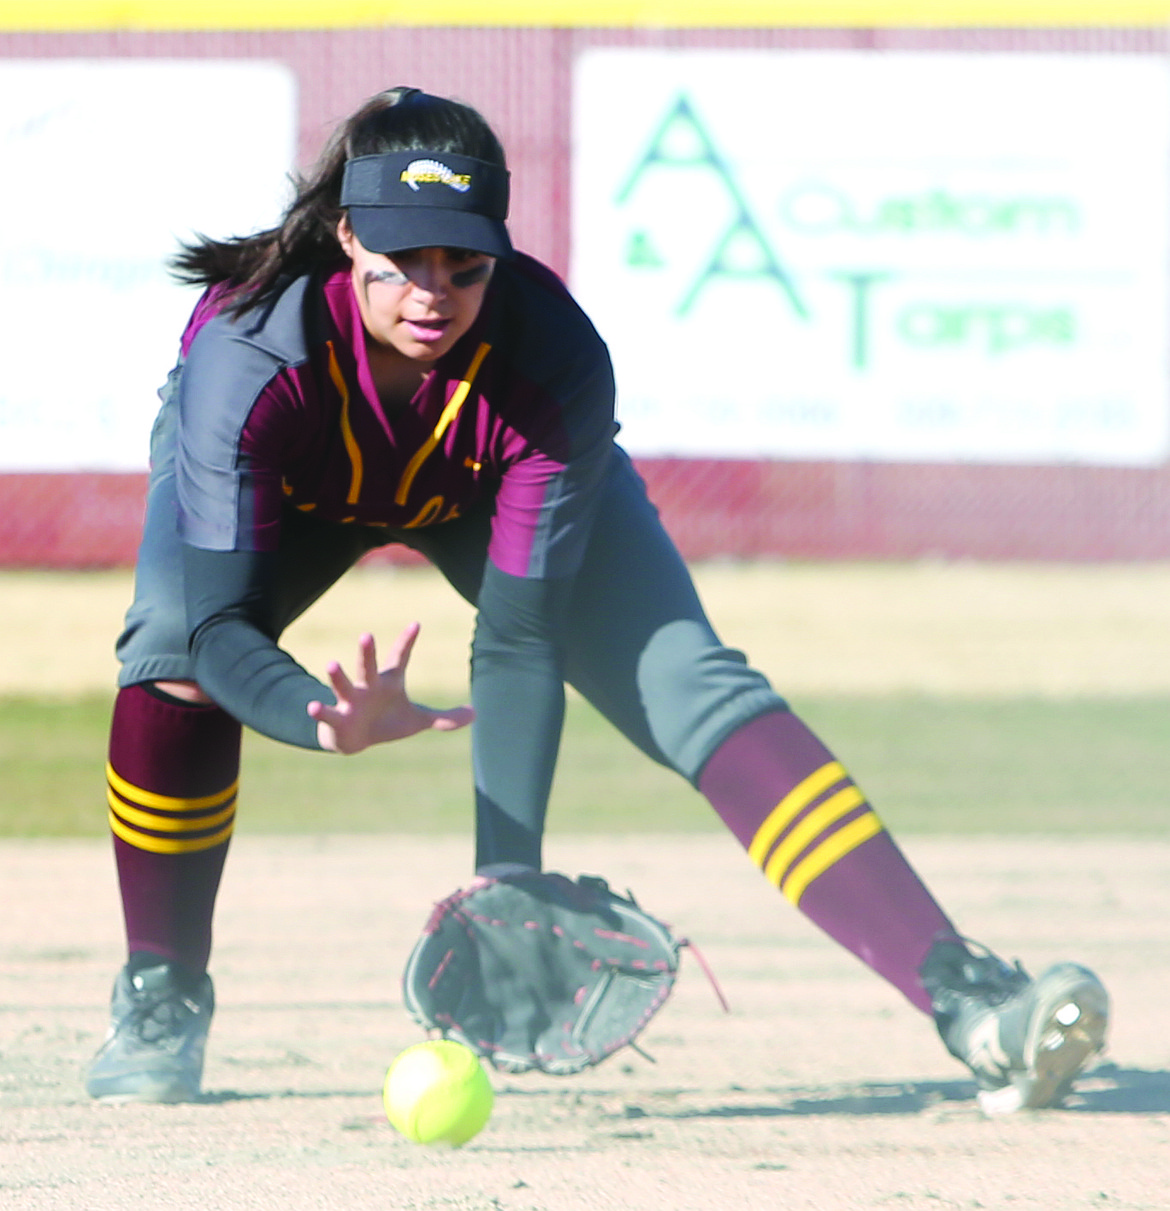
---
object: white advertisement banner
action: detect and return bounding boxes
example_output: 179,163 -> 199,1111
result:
0,60 -> 296,471
571,52 -> 1170,465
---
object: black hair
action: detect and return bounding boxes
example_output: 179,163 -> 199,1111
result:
169,87 -> 507,315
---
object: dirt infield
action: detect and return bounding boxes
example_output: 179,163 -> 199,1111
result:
3,564 -> 1168,1206
1,833 -> 1167,1210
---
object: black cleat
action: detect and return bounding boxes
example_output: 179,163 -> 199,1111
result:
921,939 -> 1108,1115
86,962 -> 214,1103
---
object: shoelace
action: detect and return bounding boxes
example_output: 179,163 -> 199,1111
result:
921,937 -> 1030,1006
126,987 -> 202,1043
952,942 -> 1030,1006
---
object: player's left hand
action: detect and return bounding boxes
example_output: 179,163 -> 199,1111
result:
308,622 -> 474,755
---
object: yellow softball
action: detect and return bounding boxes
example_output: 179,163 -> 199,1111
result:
382,1039 -> 494,1146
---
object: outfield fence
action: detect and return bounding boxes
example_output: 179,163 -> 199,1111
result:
4,18 -> 1170,565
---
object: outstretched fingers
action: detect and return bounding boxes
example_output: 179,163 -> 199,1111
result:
424,702 -> 476,731
381,621 -> 421,674
324,658 -> 355,702
307,623 -> 473,753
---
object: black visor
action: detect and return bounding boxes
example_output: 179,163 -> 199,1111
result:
340,151 -> 512,258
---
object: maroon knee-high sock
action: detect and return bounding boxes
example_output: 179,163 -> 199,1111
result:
105,684 -> 241,976
698,709 -> 958,1013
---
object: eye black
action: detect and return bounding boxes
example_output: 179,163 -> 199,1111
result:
452,263 -> 492,288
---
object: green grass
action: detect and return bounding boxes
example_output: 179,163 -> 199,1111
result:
6,692 -> 1169,838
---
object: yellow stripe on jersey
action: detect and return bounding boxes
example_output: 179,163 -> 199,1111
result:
746,760 -> 847,868
327,342 -> 363,505
395,341 -> 491,506
780,811 -> 885,906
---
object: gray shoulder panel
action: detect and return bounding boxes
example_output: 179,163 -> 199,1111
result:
174,277 -> 315,551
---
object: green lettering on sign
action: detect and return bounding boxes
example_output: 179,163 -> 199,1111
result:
617,94 -> 807,320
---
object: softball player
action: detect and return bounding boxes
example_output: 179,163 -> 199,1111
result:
87,87 -> 1108,1114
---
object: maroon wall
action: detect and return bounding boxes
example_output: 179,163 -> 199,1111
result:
4,25 -> 1168,565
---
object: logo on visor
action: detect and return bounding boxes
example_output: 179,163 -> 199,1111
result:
400,159 -> 472,193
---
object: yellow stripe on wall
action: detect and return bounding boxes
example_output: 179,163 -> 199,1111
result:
8,0 -> 1170,30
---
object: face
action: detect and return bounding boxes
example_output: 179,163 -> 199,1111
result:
338,219 -> 494,364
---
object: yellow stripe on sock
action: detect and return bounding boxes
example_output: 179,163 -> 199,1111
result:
780,811 -> 885,907
106,788 -> 236,835
762,784 -> 866,888
107,810 -> 235,855
747,761 -> 848,869
106,762 -> 238,814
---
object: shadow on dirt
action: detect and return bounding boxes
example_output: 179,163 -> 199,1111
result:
197,1088 -> 374,1104
664,1080 -> 973,1118
1067,1063 -> 1170,1114
653,1062 -> 1170,1118
192,1065 -> 1170,1116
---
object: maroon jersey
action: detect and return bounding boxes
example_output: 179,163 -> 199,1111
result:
176,254 -> 616,578
169,254 -> 617,748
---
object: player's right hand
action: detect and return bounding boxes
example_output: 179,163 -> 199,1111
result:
307,623 -> 474,755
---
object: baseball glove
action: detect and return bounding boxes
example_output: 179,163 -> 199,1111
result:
402,871 -> 686,1075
